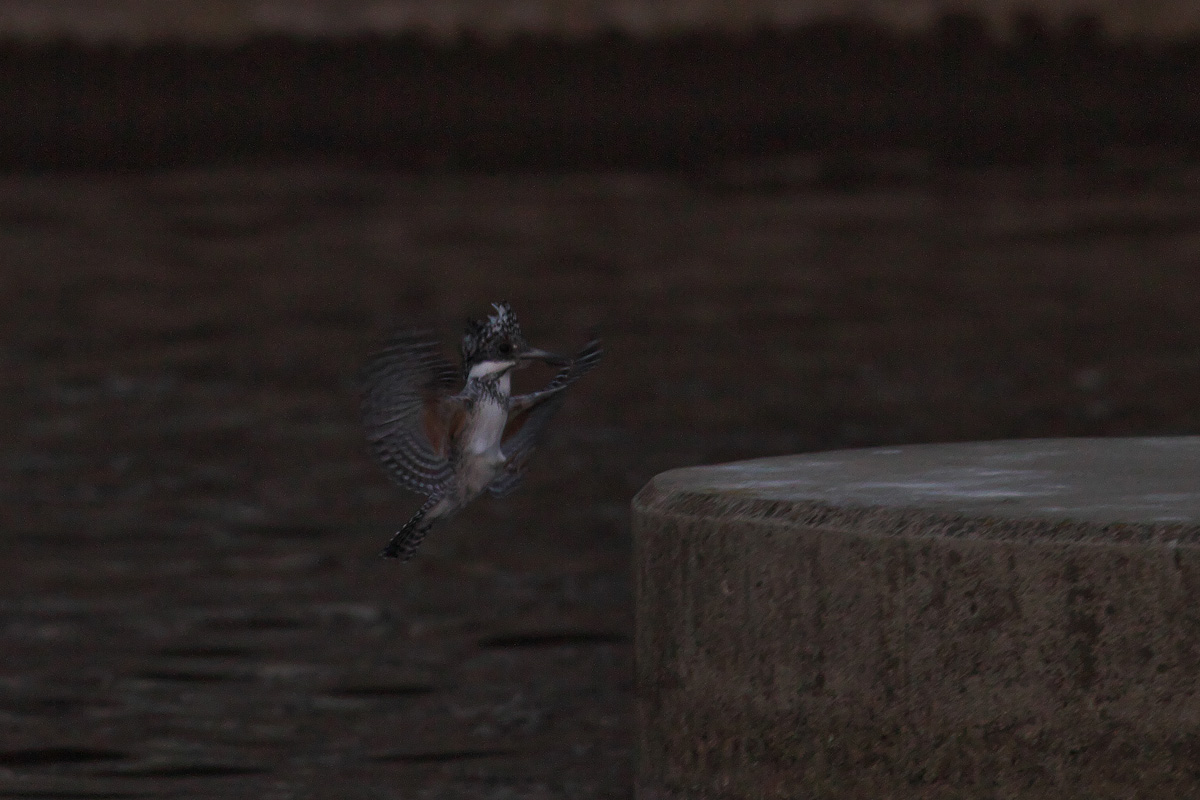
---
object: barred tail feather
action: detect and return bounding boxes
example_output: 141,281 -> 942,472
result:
380,502 -> 436,560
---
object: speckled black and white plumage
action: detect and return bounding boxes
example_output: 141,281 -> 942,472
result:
459,301 -> 527,373
359,303 -> 602,560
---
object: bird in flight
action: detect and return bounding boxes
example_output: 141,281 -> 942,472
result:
359,302 -> 603,560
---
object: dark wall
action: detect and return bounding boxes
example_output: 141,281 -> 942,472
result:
2,17 -> 1198,172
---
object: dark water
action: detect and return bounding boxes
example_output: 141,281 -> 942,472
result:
3,161 -> 1200,797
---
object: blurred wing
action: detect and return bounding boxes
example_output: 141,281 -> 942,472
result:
489,338 -> 604,497
359,330 -> 463,496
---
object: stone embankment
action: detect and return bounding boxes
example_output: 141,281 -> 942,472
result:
636,438 -> 1200,798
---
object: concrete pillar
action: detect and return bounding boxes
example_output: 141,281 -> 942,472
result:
634,438 -> 1200,799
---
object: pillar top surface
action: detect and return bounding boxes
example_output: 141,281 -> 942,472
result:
637,437 -> 1200,539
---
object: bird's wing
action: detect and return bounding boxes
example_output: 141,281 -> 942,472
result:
358,330 -> 464,496
489,338 -> 604,497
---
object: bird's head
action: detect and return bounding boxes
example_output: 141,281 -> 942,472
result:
460,301 -> 567,379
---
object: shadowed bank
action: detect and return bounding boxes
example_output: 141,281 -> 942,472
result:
0,16 -> 1198,172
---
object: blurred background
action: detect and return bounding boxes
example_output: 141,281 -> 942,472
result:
2,1 -> 1200,798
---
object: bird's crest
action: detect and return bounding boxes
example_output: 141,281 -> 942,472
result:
461,301 -> 525,367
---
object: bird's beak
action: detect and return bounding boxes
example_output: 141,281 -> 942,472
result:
519,347 -> 571,366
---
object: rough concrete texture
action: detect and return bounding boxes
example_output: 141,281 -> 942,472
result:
634,438 -> 1200,799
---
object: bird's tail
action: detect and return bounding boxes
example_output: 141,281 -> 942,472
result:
380,499 -> 438,561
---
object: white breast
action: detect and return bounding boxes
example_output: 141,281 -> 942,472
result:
465,399 -> 508,456
458,398 -> 509,495
458,370 -> 512,496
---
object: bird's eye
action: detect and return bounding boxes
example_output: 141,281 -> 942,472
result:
497,342 -> 512,355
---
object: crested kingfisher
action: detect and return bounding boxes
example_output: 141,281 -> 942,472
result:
358,302 -> 603,560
